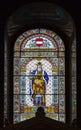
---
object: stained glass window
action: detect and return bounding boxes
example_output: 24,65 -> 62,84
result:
13,28 -> 65,124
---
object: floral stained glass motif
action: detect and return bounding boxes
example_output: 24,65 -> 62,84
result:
13,28 -> 65,123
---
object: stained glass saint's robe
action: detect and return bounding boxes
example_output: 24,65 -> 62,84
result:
29,62 -> 49,106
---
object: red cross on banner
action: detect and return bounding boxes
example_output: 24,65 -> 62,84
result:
36,37 -> 43,47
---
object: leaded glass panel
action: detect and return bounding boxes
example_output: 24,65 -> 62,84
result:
13,28 -> 65,124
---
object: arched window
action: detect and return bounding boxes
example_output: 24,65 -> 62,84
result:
4,2 -> 77,125
13,28 -> 65,123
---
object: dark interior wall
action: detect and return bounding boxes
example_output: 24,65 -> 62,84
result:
0,0 -> 81,128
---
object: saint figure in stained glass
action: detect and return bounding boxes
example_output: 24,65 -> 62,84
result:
29,62 -> 49,106
13,28 -> 66,123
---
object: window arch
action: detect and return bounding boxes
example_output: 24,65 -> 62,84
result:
13,28 -> 65,123
4,2 -> 77,125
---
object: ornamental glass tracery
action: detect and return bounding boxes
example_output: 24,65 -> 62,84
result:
13,29 -> 65,123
